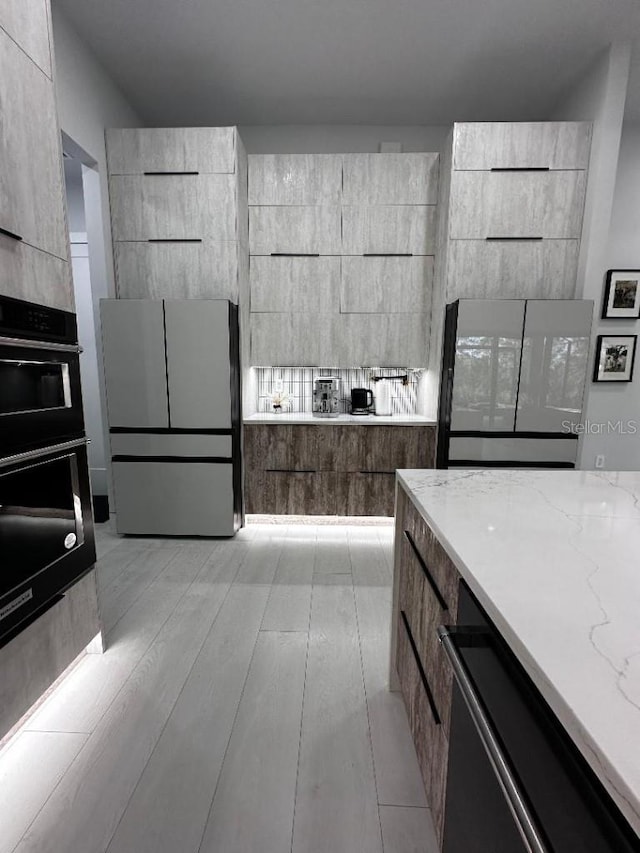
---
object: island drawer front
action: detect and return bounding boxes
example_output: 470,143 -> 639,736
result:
396,603 -> 449,845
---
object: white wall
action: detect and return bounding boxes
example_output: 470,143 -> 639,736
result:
52,6 -> 143,498
551,43 -> 633,470
239,125 -> 449,153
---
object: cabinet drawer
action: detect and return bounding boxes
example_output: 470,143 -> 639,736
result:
109,174 -> 236,241
0,0 -> 51,76
250,256 -> 340,313
114,240 -> 239,300
446,239 -> 579,301
342,153 -> 439,205
244,424 -> 318,472
246,470 -> 335,515
0,237 -> 73,311
336,472 -> 396,516
0,33 -> 67,260
340,256 -> 433,314
449,170 -> 586,239
342,205 -> 437,255
453,122 -> 592,170
249,206 -> 341,255
357,426 -> 435,472
106,127 -> 236,174
248,154 -> 342,205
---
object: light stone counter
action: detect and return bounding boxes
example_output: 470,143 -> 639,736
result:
397,468 -> 640,837
244,413 -> 436,426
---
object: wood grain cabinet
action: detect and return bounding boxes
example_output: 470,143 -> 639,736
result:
340,256 -> 433,314
392,485 -> 461,845
106,127 -> 236,174
342,153 -> 439,205
250,255 -> 340,313
248,154 -> 342,205
0,0 -> 52,77
342,205 -> 437,255
249,206 -> 342,255
244,424 -> 436,516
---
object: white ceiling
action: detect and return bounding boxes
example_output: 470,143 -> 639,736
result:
53,0 -> 640,127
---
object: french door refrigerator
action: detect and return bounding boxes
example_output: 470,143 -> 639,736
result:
437,299 -> 593,469
100,299 -> 243,535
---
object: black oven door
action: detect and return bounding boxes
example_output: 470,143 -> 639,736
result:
0,339 -> 84,454
0,438 -> 96,645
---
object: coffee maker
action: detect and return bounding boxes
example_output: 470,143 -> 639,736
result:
313,376 -> 340,417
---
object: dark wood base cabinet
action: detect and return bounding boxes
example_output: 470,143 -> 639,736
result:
392,485 -> 461,847
244,423 -> 435,515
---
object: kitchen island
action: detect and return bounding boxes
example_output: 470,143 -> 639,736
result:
391,469 -> 640,846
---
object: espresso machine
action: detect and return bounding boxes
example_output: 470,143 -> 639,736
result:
313,376 -> 340,417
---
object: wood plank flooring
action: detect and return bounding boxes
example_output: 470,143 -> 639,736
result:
0,521 -> 437,853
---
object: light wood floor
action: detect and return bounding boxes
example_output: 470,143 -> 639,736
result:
0,520 -> 438,853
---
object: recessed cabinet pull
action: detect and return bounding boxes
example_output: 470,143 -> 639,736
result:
485,237 -> 544,242
0,227 -> 23,242
404,529 -> 449,611
490,167 -> 550,172
265,468 -> 316,473
401,610 -> 441,725
269,253 -> 320,257
362,253 -> 413,257
143,171 -> 199,176
147,239 -> 203,243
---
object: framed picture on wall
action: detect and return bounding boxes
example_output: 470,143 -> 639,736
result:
593,335 -> 637,382
602,270 -> 640,319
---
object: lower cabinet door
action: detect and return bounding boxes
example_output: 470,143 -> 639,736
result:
246,470 -> 336,515
336,472 -> 396,516
112,461 -> 235,536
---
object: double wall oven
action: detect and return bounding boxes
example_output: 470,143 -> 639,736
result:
0,296 -> 95,646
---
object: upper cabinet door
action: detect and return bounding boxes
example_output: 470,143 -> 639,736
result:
516,300 -> 593,433
340,256 -> 433,313
342,153 -> 439,205
0,0 -> 51,77
100,300 -> 169,429
106,128 -> 236,174
449,171 -> 587,239
248,155 -> 342,205
164,300 -> 232,429
342,206 -> 437,255
0,32 -> 67,259
109,174 -> 236,241
453,122 -> 592,170
450,300 -> 525,432
250,256 -> 340,313
249,206 -> 341,255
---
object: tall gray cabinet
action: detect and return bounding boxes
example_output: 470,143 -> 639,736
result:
0,1 -> 73,311
249,152 -> 438,366
101,299 -> 243,536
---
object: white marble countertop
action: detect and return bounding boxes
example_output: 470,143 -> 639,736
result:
397,468 -> 640,836
244,413 -> 436,426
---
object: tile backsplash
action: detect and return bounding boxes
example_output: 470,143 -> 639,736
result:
256,367 -> 423,414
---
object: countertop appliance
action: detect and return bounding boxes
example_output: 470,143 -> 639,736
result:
437,299 -> 593,469
0,296 -> 95,646
350,387 -> 373,415
313,376 -> 340,417
373,378 -> 393,416
438,581 -> 638,852
100,299 -> 243,536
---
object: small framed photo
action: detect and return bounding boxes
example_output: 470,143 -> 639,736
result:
602,270 -> 640,319
593,335 -> 637,382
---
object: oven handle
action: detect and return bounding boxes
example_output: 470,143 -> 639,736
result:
0,335 -> 80,353
438,626 -> 550,853
0,437 -> 89,469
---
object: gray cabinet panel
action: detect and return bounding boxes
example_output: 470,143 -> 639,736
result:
112,461 -> 234,535
0,32 -> 67,259
250,313 -> 331,366
0,237 -> 73,311
164,300 -> 232,429
342,206 -> 437,255
516,299 -> 592,433
250,256 -> 340,313
341,256 -> 433,313
453,122 -> 592,170
0,0 -> 51,76
248,154 -> 342,205
106,127 -> 236,174
100,299 -> 169,428
450,300 -> 525,432
449,171 -> 586,239
109,174 -> 236,241
110,433 -> 232,457
249,206 -> 341,255
334,314 -> 429,366
342,153 -> 439,204
114,240 -> 239,301
446,240 -> 579,301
